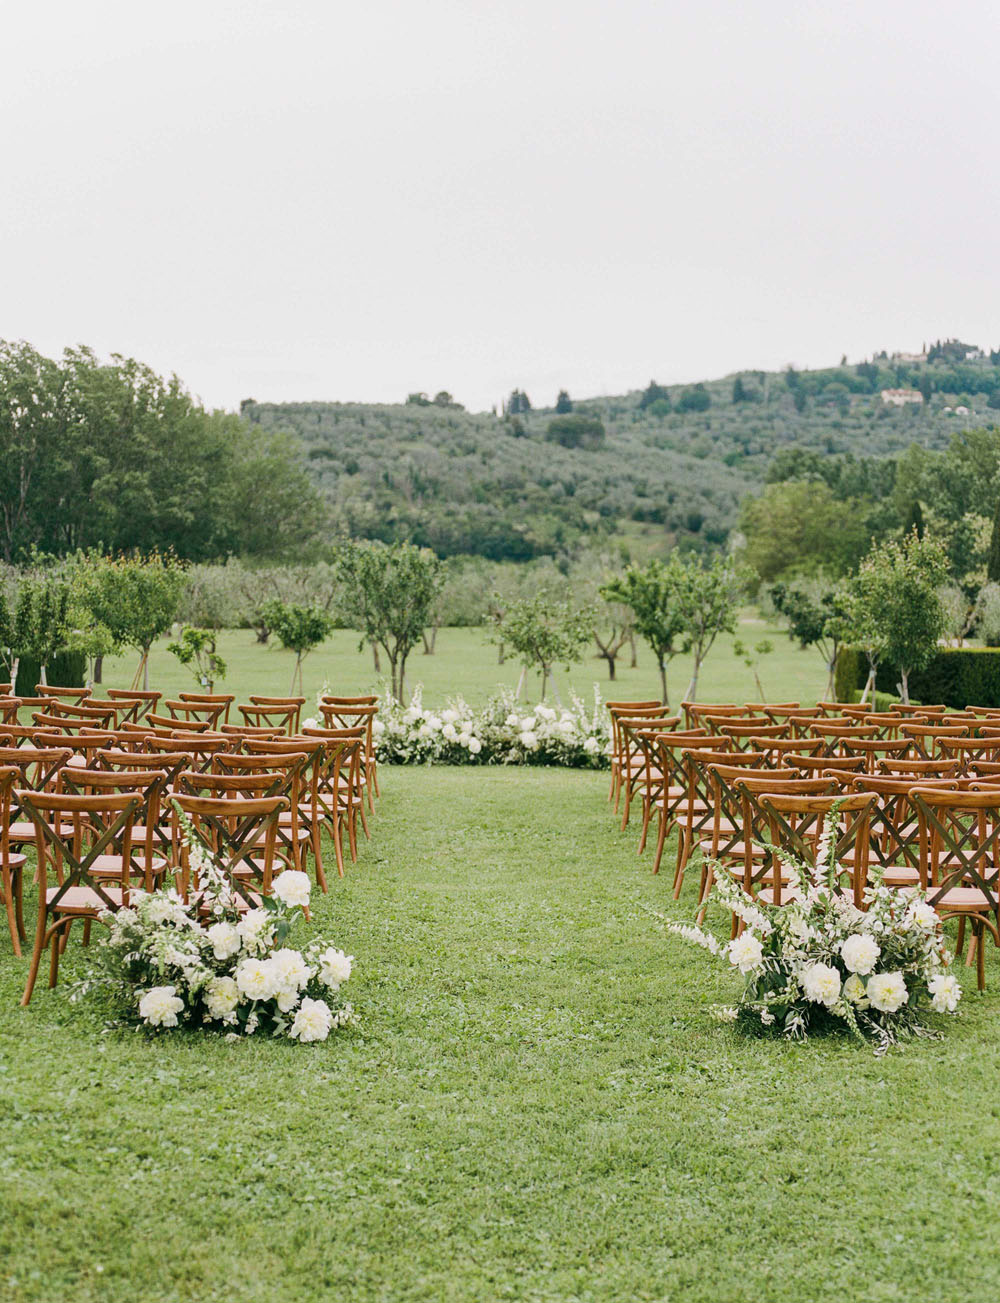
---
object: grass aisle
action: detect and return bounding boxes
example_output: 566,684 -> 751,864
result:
2,766 -> 1000,1301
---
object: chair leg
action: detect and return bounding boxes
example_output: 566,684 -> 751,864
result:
2,866 -> 21,958
347,809 -> 358,862
311,825 -> 328,894
976,922 -> 986,991
331,818 -> 345,878
651,810 -> 669,875
956,916 -> 966,956
358,792 -> 370,841
672,830 -> 689,899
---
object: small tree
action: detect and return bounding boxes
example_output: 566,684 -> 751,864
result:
262,602 -> 335,694
78,552 -> 187,689
673,556 -> 747,701
771,581 -> 850,701
839,579 -> 885,703
601,558 -> 686,706
167,627 -> 227,691
987,499 -> 1000,583
733,637 -> 773,700
489,591 -> 593,702
853,532 -> 948,704
336,541 -> 443,702
4,577 -> 72,687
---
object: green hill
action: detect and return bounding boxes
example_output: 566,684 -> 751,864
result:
243,341 -> 1000,562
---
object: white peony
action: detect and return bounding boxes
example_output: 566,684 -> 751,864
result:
204,976 -> 239,1020
276,988 -> 300,1013
441,723 -> 458,742
425,715 -> 442,732
318,946 -> 353,989
520,716 -> 537,731
801,963 -> 842,1007
928,972 -> 961,1013
302,717 -> 318,730
536,706 -> 556,722
441,709 -> 459,724
139,985 -> 184,1028
727,932 -> 764,973
867,971 -> 908,1013
372,718 -> 385,736
272,870 -> 311,909
206,921 -> 241,961
269,947 -> 310,993
234,957 -> 281,1002
468,737 -> 482,755
840,933 -> 881,975
505,713 -> 521,727
290,997 -> 334,1042
417,724 -> 432,739
842,973 -> 866,1004
143,896 -> 176,925
583,736 -> 599,755
557,719 -> 575,736
402,708 -> 421,726
907,900 -> 938,931
237,908 -> 273,951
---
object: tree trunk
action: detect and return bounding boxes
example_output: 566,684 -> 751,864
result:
629,631 -> 638,669
753,669 -> 766,701
497,641 -> 506,665
685,659 -> 700,702
39,663 -> 48,686
9,656 -> 19,693
422,624 -> 439,655
540,665 -> 549,700
255,626 -> 270,644
602,654 -> 616,680
859,666 -> 876,705
898,669 -> 910,705
658,659 -> 669,709
826,656 -> 837,702
515,665 -> 527,700
371,641 -> 381,673
93,654 -> 103,685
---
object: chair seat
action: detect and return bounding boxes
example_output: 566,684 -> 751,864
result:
2,852 -> 27,872
47,885 -> 127,914
929,887 -> 999,913
88,853 -> 168,878
9,820 -> 74,842
699,838 -> 765,860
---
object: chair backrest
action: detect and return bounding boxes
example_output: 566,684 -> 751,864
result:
34,684 -> 91,702
220,724 -> 284,741
239,703 -> 301,736
785,753 -> 866,776
877,756 -> 957,778
146,711 -> 214,733
162,700 -> 228,729
757,791 -> 876,906
170,792 -> 288,902
105,689 -> 162,722
898,722 -> 971,758
909,787 -> 1000,907
938,735 -> 1000,774
20,789 -> 146,907
178,692 -> 235,723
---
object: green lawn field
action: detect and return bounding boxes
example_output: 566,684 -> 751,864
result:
2,765 -> 998,1302
93,613 -> 829,711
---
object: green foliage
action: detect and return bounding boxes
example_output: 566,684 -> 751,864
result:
555,389 -> 573,414
77,551 -> 188,689
852,531 -> 949,702
488,591 -> 594,700
0,341 -> 325,562
336,540 -> 443,701
262,601 -> 336,692
838,643 -> 1000,710
545,413 -> 606,450
988,500 -> 1000,583
741,481 -> 872,581
601,558 -> 685,704
676,383 -> 711,413
167,626 -> 227,691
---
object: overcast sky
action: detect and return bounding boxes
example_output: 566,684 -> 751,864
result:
3,1 -> 998,413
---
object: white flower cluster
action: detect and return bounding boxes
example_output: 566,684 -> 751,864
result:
666,806 -> 962,1051
90,830 -> 357,1044
375,685 -> 610,769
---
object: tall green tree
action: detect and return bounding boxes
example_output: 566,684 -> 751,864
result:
261,602 -> 334,694
988,499 -> 1000,583
336,541 -> 443,702
601,558 -> 686,706
77,552 -> 188,689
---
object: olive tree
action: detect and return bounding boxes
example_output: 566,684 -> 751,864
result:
852,532 -> 948,704
673,555 -> 748,702
167,626 -> 228,692
600,558 -> 687,705
488,590 -> 594,702
336,541 -> 443,702
261,602 -> 335,695
771,581 -> 851,701
77,552 -> 187,689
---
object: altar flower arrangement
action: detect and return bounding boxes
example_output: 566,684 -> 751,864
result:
77,807 -> 356,1042
661,808 -> 961,1053
374,684 -> 609,769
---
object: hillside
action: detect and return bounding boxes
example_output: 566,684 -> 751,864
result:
243,342 -> 1000,562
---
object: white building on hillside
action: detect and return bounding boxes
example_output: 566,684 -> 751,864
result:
881,388 -> 924,407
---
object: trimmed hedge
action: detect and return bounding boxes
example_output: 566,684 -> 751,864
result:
835,645 -> 1000,709
13,650 -> 87,696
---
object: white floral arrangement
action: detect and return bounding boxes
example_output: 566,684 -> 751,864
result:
661,809 -> 961,1053
375,684 -> 609,769
77,808 -> 356,1043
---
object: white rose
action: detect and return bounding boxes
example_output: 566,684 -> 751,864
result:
372,718 -> 385,736
276,988 -> 300,1013
727,932 -> 764,974
143,896 -> 175,925
272,870 -> 311,909
504,713 -> 520,727
290,996 -> 334,1042
536,706 -> 556,722
557,719 -> 575,736
139,985 -> 184,1028
441,709 -> 459,724
801,963 -> 842,1007
318,946 -> 353,990
519,730 -> 538,749
928,972 -> 961,1013
842,973 -> 866,1004
457,731 -> 471,747
583,736 -> 599,755
302,717 -> 318,730
840,933 -> 881,976
206,922 -> 241,961
417,724 -> 431,739
425,715 -> 442,732
235,957 -> 281,1002
468,737 -> 482,755
402,708 -> 421,726
204,976 -> 239,1019
237,908 -> 273,950
441,723 -> 458,742
269,947 -> 310,993
867,971 -> 908,1013
520,716 -> 537,731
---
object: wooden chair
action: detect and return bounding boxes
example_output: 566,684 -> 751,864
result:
909,787 -> 1000,990
60,767 -> 169,890
145,711 -> 215,734
243,736 -> 327,886
646,733 -> 732,879
747,735 -> 822,766
162,700 -> 229,730
170,792 -> 288,909
105,689 -> 161,723
20,790 -> 145,1004
301,727 -> 366,878
0,767 -> 28,954
34,684 -> 91,702
616,714 -> 685,828
247,694 -> 308,735
711,719 -> 786,750
318,702 -> 380,809
178,692 -> 235,724
683,702 -> 754,729
211,751 -> 313,874
607,702 -> 665,806
840,737 -> 912,772
899,722 -> 971,759
756,791 -> 876,908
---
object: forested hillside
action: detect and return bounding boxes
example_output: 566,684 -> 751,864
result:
244,340 -> 1000,562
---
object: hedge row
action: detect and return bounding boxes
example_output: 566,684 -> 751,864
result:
835,646 -> 1000,709
13,651 -> 87,696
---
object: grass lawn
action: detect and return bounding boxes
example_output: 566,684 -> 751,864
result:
92,612 -> 829,712
2,765 -> 999,1302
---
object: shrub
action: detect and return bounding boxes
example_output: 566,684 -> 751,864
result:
836,645 -> 1000,709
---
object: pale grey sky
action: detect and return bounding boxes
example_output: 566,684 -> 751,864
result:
3,1 -> 998,413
